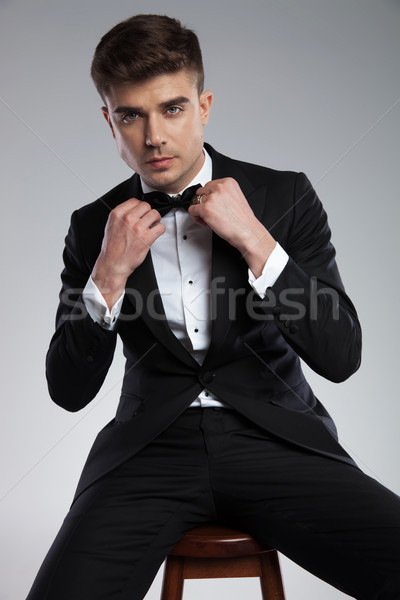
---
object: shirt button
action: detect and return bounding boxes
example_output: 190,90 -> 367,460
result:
183,235 -> 187,240
194,328 -> 199,333
204,392 -> 209,397
188,280 -> 193,285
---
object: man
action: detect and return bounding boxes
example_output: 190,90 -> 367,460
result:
27,14 -> 400,600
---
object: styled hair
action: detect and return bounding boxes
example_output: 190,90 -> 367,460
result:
91,14 -> 204,101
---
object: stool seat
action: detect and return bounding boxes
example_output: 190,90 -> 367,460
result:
170,523 -> 274,557
160,524 -> 285,600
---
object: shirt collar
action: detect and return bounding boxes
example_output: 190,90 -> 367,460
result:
140,147 -> 212,195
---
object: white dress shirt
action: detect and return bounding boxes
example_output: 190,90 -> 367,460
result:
82,148 -> 289,407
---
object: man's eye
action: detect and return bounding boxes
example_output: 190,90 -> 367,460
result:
167,107 -> 181,115
122,112 -> 138,122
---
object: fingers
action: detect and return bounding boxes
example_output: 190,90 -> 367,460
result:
189,178 -> 240,213
192,178 -> 239,200
189,215 -> 209,227
188,181 -> 222,222
108,198 -> 163,234
111,198 -> 158,222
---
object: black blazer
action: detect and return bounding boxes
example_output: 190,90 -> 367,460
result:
46,144 -> 362,502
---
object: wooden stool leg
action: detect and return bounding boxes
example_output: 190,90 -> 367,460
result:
160,555 -> 185,600
259,551 -> 286,600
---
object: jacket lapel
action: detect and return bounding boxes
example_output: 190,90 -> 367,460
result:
203,144 -> 268,362
124,254 -> 198,368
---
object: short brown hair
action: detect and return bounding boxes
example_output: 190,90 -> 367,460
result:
91,14 -> 204,101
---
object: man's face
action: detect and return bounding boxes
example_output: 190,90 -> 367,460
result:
102,70 -> 213,194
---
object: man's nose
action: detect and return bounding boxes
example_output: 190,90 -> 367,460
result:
145,115 -> 167,147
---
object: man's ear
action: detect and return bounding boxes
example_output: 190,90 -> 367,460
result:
101,106 -> 115,138
199,90 -> 213,126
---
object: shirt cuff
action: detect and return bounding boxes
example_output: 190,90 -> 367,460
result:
248,243 -> 289,299
82,277 -> 125,331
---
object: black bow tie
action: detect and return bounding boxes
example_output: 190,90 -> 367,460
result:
142,184 -> 201,217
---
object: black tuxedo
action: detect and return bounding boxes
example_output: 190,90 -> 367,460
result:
28,145 -> 400,600
46,143 -> 361,502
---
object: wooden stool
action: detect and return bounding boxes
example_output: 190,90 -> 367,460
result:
160,524 -> 285,600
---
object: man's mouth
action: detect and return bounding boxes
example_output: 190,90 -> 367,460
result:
146,157 -> 175,169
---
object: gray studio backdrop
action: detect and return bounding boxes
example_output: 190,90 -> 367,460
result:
1,1 -> 399,599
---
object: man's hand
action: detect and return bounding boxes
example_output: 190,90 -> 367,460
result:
188,178 -> 276,278
92,199 -> 165,309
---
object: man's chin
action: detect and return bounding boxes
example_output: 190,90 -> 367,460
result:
141,171 -> 185,194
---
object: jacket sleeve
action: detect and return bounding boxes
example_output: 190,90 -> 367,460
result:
46,209 -> 118,412
253,172 -> 362,383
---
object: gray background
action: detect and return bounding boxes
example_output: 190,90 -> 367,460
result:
1,1 -> 399,598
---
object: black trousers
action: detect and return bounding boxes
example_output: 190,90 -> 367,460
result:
27,408 -> 400,600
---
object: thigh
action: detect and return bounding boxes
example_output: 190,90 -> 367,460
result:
27,412 -> 216,600
208,414 -> 400,599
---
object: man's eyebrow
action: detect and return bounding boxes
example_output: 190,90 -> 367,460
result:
112,96 -> 191,115
113,105 -> 141,114
158,96 -> 191,110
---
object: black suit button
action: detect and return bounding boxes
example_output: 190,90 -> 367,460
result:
86,355 -> 94,363
289,325 -> 298,334
272,307 -> 281,316
202,371 -> 215,384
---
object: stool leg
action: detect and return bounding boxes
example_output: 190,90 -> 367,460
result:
160,555 -> 185,600
259,551 -> 286,600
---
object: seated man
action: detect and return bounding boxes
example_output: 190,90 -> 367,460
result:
27,13 -> 400,600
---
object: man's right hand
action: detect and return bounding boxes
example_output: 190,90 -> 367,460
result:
91,198 -> 165,309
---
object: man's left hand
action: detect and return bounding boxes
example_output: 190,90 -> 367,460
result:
188,177 -> 276,278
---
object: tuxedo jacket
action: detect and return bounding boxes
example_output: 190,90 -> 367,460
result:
46,144 -> 362,502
